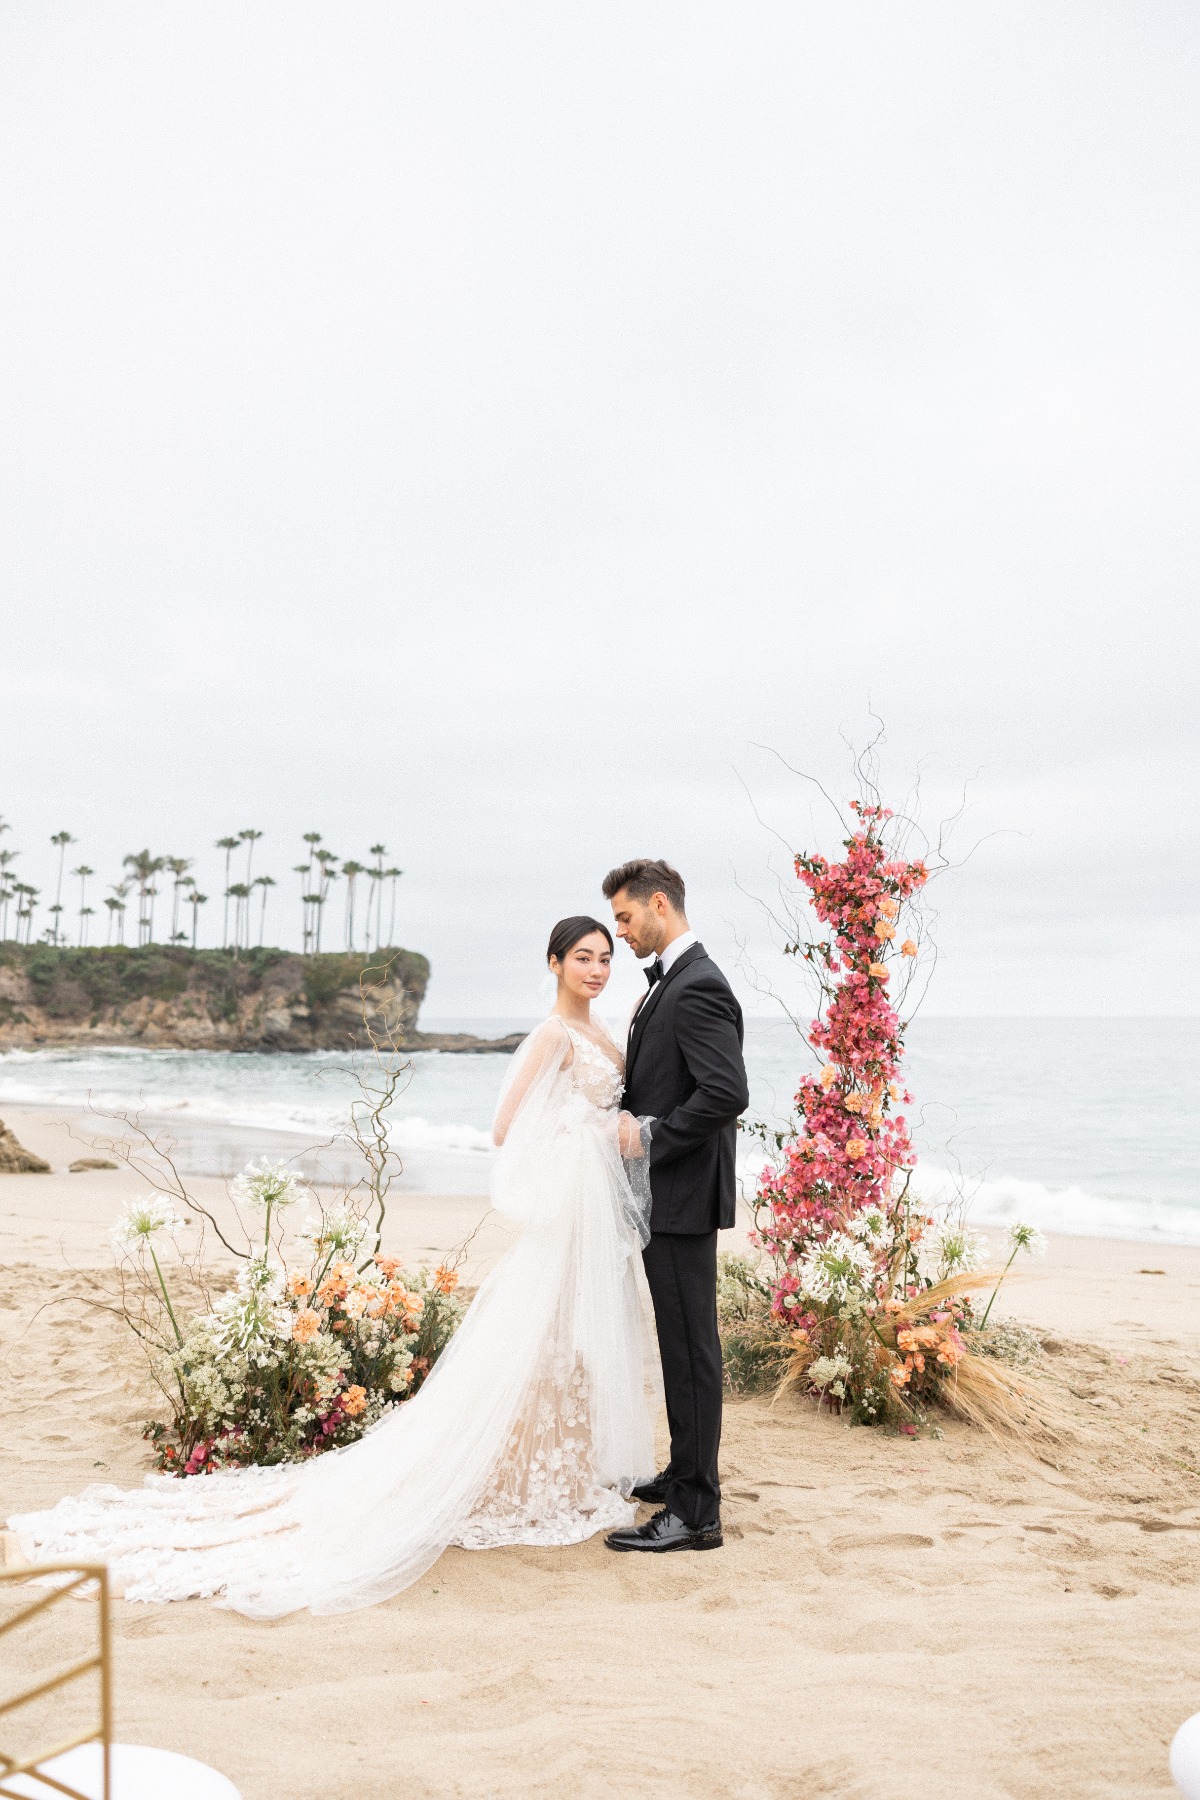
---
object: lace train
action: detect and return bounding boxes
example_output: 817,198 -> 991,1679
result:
9,1016 -> 657,1615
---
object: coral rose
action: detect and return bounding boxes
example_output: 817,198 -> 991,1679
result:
900,939 -> 917,957
287,1273 -> 314,1299
291,1309 -> 320,1343
845,1138 -> 868,1160
341,1385 -> 367,1417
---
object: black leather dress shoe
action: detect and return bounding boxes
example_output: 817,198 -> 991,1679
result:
605,1508 -> 723,1554
631,1470 -> 671,1504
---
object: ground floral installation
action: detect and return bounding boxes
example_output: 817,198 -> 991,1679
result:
733,795 -> 1047,1434
103,981 -> 466,1475
112,1163 -> 464,1476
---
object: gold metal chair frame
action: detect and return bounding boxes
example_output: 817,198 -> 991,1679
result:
0,1561 -> 112,1800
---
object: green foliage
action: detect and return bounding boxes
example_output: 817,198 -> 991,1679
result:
0,944 -> 429,1031
302,950 -> 428,1011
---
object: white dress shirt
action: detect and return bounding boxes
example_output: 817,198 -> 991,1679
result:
655,929 -> 698,977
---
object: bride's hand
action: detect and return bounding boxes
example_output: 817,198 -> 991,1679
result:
617,1111 -> 646,1157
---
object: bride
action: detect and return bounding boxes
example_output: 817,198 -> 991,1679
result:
7,917 -> 658,1617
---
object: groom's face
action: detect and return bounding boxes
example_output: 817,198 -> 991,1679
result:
609,888 -> 669,960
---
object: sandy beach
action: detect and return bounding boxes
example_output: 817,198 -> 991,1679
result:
3,1102 -> 1200,1799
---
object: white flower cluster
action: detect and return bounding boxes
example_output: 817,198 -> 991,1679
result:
299,1203 -> 368,1260
847,1206 -> 889,1244
931,1220 -> 988,1278
807,1353 -> 853,1398
1009,1221 -> 1047,1258
798,1232 -> 873,1307
230,1159 -> 310,1215
205,1255 -> 289,1355
111,1195 -> 182,1253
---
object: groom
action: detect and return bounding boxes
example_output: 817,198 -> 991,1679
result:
602,858 -> 749,1554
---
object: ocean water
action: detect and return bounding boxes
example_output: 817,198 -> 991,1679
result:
0,1016 -> 1196,1245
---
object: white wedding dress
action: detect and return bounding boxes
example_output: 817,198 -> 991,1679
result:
8,1018 -> 658,1617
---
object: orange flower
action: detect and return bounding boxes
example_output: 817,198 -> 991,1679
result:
845,1138 -> 868,1160
879,898 -> 899,920
869,962 -> 889,980
341,1384 -> 367,1417
874,921 -> 895,941
375,1255 -> 402,1280
287,1273 -> 314,1299
433,1266 -> 459,1295
317,1276 -> 346,1307
889,1364 -> 910,1387
900,939 -> 918,958
291,1308 -> 320,1343
819,1065 -> 837,1090
843,1093 -> 864,1114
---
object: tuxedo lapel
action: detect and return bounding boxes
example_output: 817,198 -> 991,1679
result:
625,941 -> 707,1079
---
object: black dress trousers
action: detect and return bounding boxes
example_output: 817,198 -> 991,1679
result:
641,1229 -> 723,1529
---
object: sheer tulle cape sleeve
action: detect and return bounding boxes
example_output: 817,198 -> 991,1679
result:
490,1018 -> 575,1228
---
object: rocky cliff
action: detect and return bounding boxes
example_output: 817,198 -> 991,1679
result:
0,945 -> 434,1053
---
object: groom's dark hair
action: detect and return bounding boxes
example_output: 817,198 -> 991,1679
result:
602,858 -> 686,914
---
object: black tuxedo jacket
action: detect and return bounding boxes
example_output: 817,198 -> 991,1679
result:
622,941 -> 750,1235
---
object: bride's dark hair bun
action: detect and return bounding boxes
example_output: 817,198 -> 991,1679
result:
547,915 -> 614,966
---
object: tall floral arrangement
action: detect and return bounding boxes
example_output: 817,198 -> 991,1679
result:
749,800 -> 1044,1428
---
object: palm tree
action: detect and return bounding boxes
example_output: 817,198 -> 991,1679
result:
49,831 -> 76,945
72,865 -> 95,946
215,837 -> 241,948
186,887 -> 207,949
15,883 -> 39,944
382,867 -> 403,948
123,850 -> 163,948
106,882 -> 130,947
367,844 -> 387,952
240,829 -> 263,890
313,852 -> 338,954
226,883 -> 252,955
0,848 -> 17,941
340,860 -> 365,949
301,833 -> 322,953
293,864 -> 311,953
252,874 -> 276,946
79,905 -> 96,946
165,858 -> 193,942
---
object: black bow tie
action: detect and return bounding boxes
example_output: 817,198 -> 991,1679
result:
645,958 -> 665,987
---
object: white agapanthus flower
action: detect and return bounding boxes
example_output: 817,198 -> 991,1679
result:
933,1221 -> 988,1275
848,1206 -> 889,1243
798,1232 -> 873,1306
299,1202 -> 368,1259
205,1255 -> 286,1353
1008,1221 -> 1047,1259
111,1194 -> 182,1253
231,1159 -> 309,1214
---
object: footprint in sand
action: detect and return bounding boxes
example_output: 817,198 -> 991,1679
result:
829,1532 -> 935,1552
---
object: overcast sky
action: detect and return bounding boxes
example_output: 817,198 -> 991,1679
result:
1,3 -> 1196,1021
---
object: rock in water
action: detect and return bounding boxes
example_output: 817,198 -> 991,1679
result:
69,1157 -> 119,1172
0,1119 -> 50,1173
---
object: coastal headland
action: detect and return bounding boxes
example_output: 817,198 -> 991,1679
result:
0,944 -> 524,1055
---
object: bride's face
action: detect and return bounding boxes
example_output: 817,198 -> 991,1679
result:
550,931 -> 613,1003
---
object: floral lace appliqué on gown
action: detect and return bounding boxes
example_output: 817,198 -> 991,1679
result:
457,1024 -> 635,1548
